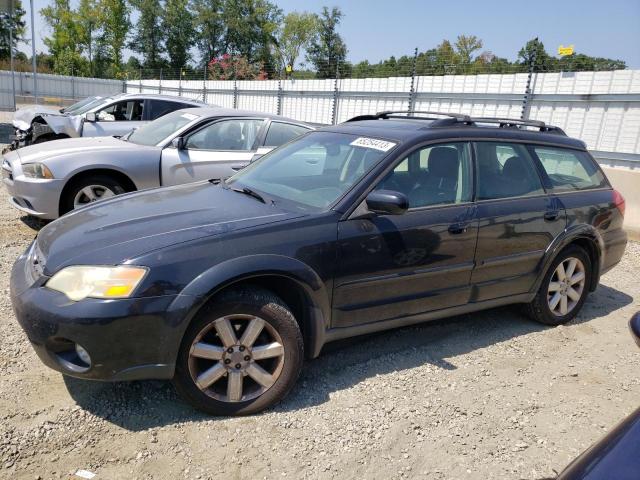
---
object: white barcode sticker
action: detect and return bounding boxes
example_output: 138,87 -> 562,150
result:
350,137 -> 396,152
181,113 -> 199,120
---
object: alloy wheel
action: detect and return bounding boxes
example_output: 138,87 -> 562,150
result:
187,315 -> 285,403
547,257 -> 586,316
73,185 -> 115,208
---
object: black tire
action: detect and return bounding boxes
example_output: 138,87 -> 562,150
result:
525,245 -> 592,326
60,175 -> 126,215
172,287 -> 304,416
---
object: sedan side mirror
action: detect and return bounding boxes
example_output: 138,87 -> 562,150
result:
366,190 -> 409,215
85,112 -> 96,122
171,137 -> 185,149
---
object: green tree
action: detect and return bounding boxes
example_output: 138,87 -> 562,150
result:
163,0 -> 195,70
76,0 -> 100,76
222,0 -> 282,69
517,37 -> 553,71
41,0 -> 87,74
192,0 -> 224,65
455,34 -> 483,65
274,11 -> 318,75
130,0 -> 165,70
306,6 -> 347,78
99,0 -> 130,77
0,0 -> 27,60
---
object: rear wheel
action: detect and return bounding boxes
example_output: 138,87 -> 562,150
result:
173,287 -> 304,416
61,175 -> 126,215
526,245 -> 591,325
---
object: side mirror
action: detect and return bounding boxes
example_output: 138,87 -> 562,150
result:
85,112 -> 96,122
171,137 -> 185,149
366,190 -> 409,215
630,312 -> 640,348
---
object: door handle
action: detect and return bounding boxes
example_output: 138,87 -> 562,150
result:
544,210 -> 560,221
231,164 -> 246,171
448,223 -> 468,235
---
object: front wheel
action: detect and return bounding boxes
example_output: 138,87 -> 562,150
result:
173,288 -> 304,416
61,175 -> 126,215
526,245 -> 591,326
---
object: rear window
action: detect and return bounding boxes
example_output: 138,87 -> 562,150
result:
533,147 -> 608,192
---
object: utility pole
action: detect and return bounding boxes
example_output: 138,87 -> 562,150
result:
30,0 -> 37,104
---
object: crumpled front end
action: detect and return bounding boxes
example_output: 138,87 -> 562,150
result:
6,106 -> 81,151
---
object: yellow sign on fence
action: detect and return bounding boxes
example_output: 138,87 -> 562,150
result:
558,45 -> 575,56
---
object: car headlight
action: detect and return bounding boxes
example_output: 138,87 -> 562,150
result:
22,163 -> 54,179
46,265 -> 148,301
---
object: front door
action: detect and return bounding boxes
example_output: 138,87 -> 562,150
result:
332,142 -> 478,328
82,99 -> 145,137
160,118 -> 265,186
470,141 -> 567,301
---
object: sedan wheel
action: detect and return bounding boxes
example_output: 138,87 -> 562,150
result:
188,314 -> 285,403
547,257 -> 586,317
73,185 -> 115,208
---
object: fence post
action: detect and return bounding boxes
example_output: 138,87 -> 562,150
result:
408,47 -> 418,113
139,68 -> 142,93
159,68 -> 163,95
71,66 -> 75,101
331,64 -> 340,124
233,80 -> 238,109
521,38 -> 538,120
202,64 -> 207,102
276,78 -> 283,116
179,69 -> 183,96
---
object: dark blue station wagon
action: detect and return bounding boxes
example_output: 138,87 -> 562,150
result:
11,111 -> 628,415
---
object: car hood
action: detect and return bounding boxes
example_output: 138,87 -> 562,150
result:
13,105 -> 62,131
37,182 -> 305,273
17,136 -> 148,164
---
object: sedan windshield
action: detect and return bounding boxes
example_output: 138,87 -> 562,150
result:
61,96 -> 101,114
227,131 -> 397,210
127,110 -> 201,146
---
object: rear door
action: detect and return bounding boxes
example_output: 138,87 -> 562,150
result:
332,142 -> 478,327
252,121 -> 312,161
471,141 -> 566,301
145,99 -> 197,121
160,117 -> 266,185
82,99 -> 145,137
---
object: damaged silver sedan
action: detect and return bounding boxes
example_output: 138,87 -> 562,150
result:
6,93 -> 207,151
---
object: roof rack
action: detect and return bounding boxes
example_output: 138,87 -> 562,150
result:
345,111 -> 566,135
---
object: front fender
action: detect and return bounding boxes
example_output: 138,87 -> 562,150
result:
532,224 -> 604,294
166,254 -> 331,359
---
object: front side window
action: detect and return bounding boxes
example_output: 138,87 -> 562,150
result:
185,119 -> 263,151
228,131 -> 396,210
264,122 -> 310,147
97,100 -> 144,122
533,146 -> 607,192
376,142 -> 472,208
475,142 -> 545,200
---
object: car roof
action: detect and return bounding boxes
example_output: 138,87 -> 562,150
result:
176,107 -> 313,126
107,92 -> 207,105
318,113 -> 587,150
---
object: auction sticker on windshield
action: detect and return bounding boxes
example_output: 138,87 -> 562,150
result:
350,137 -> 396,152
181,113 -> 199,120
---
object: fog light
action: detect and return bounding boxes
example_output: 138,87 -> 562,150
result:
75,344 -> 91,366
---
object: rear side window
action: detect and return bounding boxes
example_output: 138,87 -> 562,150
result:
475,142 -> 545,200
533,147 -> 608,192
148,100 -> 187,120
264,122 -> 310,147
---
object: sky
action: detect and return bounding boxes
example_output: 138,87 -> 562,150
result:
16,0 -> 640,68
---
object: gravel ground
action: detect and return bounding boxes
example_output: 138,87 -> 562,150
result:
0,186 -> 638,480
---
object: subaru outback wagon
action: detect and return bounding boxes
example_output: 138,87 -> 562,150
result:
10,111 -> 627,415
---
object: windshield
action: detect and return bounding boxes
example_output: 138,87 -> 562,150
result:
73,96 -> 113,115
128,110 -> 201,146
61,96 -> 101,114
227,131 -> 397,210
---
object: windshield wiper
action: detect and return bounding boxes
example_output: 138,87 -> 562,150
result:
230,186 -> 265,203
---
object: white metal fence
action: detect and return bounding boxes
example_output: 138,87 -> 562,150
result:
126,70 -> 640,162
0,71 -> 124,110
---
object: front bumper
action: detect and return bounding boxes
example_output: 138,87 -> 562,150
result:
2,159 -> 64,219
10,246 -> 191,381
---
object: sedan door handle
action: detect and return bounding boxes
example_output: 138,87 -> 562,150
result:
448,223 -> 468,235
544,210 -> 560,221
231,164 -> 246,171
